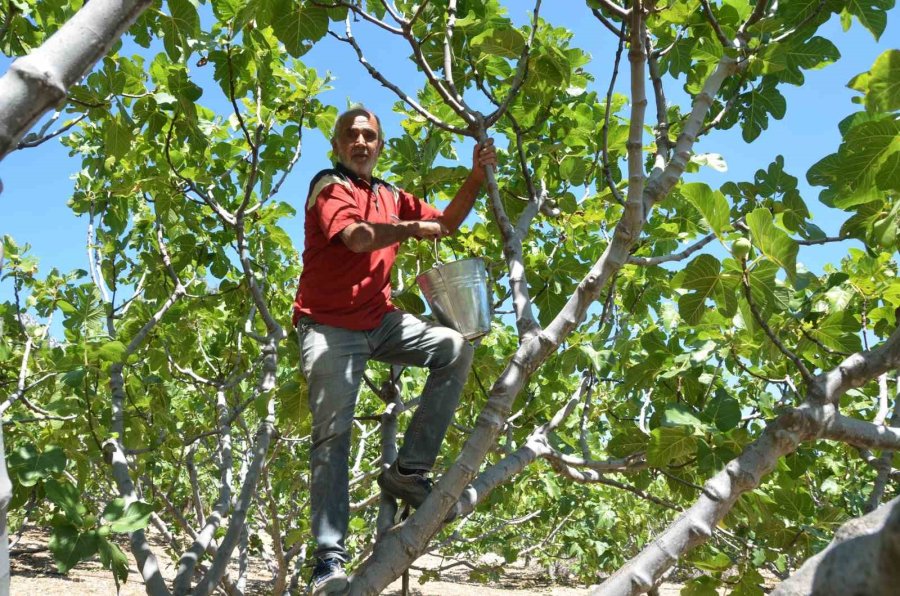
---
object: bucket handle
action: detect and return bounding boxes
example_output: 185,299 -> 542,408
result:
432,237 -> 442,266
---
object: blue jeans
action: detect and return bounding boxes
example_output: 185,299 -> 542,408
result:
297,309 -> 474,562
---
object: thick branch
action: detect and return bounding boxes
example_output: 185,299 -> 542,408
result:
0,0 -> 153,160
349,12 -> 741,595
772,496 -> 900,595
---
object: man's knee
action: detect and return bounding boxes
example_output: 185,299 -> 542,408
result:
437,330 -> 474,372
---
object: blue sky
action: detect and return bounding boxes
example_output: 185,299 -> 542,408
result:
1,3 -> 897,299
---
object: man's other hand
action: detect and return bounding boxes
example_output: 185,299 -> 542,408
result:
411,220 -> 449,240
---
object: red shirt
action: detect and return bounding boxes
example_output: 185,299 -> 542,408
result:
292,165 -> 442,330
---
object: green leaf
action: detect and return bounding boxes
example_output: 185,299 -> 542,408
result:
98,537 -> 129,584
740,81 -> 786,142
673,255 -> 737,324
746,208 -> 798,281
470,27 -> 525,59
56,299 -> 76,314
49,525 -> 99,574
799,312 -> 862,354
102,499 -> 154,533
703,390 -> 741,432
661,404 -> 707,433
843,0 -> 892,39
849,49 -> 900,113
647,426 -> 698,467
692,549 -> 732,572
8,444 -> 66,487
808,118 -> 900,201
774,486 -> 815,518
97,340 -> 128,363
103,116 -> 132,160
45,478 -> 87,526
681,182 -> 730,238
757,36 -> 840,85
269,0 -> 329,57
607,429 -> 649,457
682,575 -> 722,596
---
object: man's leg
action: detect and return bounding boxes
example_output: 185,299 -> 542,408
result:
370,310 -> 474,472
299,321 -> 369,563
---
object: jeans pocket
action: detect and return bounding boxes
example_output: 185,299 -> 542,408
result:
296,318 -> 317,377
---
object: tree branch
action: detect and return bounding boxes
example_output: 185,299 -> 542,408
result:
485,0 -> 542,127
601,18 -> 627,206
741,261 -> 813,385
628,232 -> 716,266
328,27 -> 466,136
699,0 -> 734,48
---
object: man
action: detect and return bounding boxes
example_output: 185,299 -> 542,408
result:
292,105 -> 497,595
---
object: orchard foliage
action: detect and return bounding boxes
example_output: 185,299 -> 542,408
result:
1,0 -> 898,594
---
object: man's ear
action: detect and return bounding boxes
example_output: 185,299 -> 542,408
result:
376,139 -> 385,157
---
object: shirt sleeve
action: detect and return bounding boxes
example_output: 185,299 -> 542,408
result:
313,184 -> 362,242
396,188 -> 443,221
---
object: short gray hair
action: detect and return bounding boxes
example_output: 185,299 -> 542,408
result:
332,104 -> 383,143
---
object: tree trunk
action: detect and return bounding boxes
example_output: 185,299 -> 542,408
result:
772,496 -> 900,595
0,0 -> 152,160
0,425 -> 11,596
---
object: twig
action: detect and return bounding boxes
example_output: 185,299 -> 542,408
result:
594,0 -> 630,19
485,0 -> 542,127
16,113 -> 87,149
329,26 -> 466,136
740,261 -> 813,384
601,18 -> 627,206
592,8 -> 626,39
736,0 -> 770,42
699,0 -> 733,47
627,232 -> 716,266
771,0 -> 827,43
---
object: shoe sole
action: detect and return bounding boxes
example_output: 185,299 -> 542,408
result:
311,576 -> 348,595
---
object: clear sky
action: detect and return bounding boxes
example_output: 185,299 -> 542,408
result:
2,3 -> 897,302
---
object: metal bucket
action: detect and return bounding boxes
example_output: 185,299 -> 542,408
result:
416,257 -> 491,340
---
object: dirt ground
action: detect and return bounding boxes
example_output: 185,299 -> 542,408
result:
9,528 -> 685,595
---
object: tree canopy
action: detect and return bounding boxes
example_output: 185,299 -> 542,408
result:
0,1 -> 898,595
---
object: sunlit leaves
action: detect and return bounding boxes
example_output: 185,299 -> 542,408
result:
268,0 -> 330,57
798,311 -> 862,356
754,36 -> 840,86
841,0 -> 894,39
672,255 -> 738,325
737,80 -> 786,142
161,0 -> 201,61
849,49 -> 900,113
469,27 -> 525,59
746,208 -> 799,281
49,525 -> 100,574
101,499 -> 154,533
647,426 -> 697,467
681,182 -> 730,238
810,118 -> 900,203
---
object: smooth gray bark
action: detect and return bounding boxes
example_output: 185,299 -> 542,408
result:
772,496 -> 900,596
0,424 -> 11,596
0,0 -> 152,160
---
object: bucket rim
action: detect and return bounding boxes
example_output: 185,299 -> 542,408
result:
415,256 -> 487,283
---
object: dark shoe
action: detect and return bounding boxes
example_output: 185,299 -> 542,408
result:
377,462 -> 459,522
310,557 -> 348,595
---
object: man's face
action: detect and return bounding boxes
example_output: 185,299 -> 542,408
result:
332,113 -> 383,180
